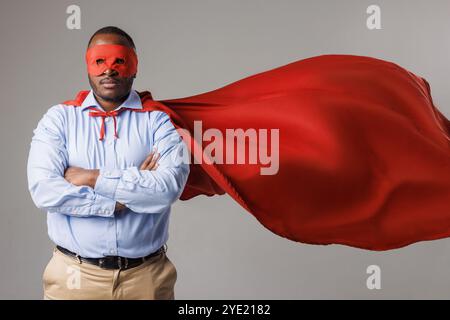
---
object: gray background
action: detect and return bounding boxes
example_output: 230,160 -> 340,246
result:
1,0 -> 449,299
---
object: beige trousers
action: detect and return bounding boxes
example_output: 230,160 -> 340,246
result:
43,247 -> 177,300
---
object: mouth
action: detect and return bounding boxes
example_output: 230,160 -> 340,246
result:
100,78 -> 120,89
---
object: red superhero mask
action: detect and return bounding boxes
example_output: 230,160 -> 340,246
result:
85,44 -> 138,77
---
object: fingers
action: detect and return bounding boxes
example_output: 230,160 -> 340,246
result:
64,166 -> 80,180
139,149 -> 161,170
114,202 -> 126,214
64,166 -> 74,175
139,150 -> 156,170
146,152 -> 160,170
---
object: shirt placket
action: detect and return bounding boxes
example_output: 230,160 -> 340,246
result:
103,115 -> 119,256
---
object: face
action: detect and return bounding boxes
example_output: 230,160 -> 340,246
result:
87,34 -> 137,103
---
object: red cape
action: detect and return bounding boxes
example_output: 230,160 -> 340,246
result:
64,54 -> 450,251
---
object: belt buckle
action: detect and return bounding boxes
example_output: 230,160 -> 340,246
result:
98,258 -> 106,269
99,256 -> 114,269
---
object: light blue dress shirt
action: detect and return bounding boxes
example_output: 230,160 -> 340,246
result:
27,89 -> 190,258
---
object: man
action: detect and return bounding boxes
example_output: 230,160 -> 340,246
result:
27,26 -> 190,300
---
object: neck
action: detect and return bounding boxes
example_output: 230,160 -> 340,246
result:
93,92 -> 130,112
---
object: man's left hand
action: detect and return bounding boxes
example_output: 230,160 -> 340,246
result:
64,167 -> 99,188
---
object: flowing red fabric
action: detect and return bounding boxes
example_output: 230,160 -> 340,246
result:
64,54 -> 450,251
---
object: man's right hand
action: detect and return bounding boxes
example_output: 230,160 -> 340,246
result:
139,148 -> 161,170
115,149 -> 161,213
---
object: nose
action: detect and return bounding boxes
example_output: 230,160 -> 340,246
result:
103,68 -> 118,76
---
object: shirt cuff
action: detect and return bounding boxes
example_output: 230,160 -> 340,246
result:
94,168 -> 122,200
90,193 -> 116,217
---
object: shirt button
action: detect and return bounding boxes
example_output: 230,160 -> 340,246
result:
109,249 -> 115,254
105,118 -> 110,123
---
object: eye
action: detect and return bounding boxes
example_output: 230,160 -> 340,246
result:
96,59 -> 105,65
115,58 -> 125,64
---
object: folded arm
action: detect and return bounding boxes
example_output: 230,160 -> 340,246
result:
64,150 -> 161,211
62,111 -> 190,214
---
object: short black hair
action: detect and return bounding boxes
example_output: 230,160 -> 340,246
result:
88,26 -> 136,49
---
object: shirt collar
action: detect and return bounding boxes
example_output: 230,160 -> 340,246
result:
80,89 -> 143,111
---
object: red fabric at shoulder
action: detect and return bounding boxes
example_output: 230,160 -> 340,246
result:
62,91 -> 90,106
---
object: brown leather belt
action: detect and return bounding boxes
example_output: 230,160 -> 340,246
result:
56,245 -> 166,270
